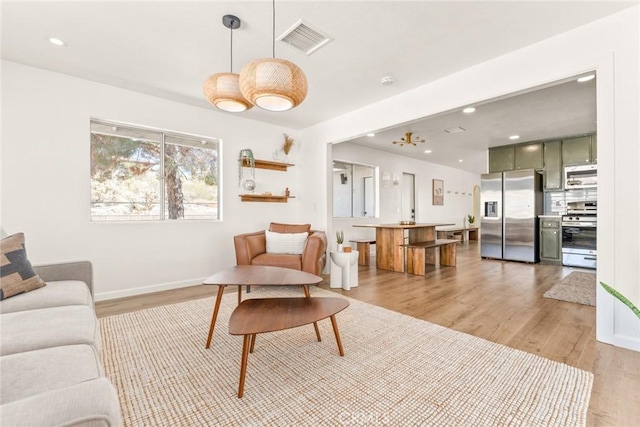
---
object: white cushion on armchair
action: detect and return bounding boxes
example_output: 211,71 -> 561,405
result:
265,230 -> 308,255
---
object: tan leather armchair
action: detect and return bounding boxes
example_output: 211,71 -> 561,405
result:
234,222 -> 327,275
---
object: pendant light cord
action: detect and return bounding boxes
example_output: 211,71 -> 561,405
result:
230,20 -> 234,73
272,0 -> 276,58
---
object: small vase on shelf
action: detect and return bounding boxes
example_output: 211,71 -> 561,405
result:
337,244 -> 344,252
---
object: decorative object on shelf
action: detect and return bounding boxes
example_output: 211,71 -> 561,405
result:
282,133 -> 294,162
238,149 -> 255,186
203,15 -> 253,113
285,187 -> 290,197
238,0 -> 307,111
433,179 -> 444,205
467,215 -> 475,226
343,246 -> 352,253
336,230 -> 344,252
243,179 -> 256,193
392,132 -> 425,147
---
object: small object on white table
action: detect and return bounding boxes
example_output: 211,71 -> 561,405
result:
330,250 -> 359,291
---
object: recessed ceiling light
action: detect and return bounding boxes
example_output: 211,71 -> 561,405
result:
424,150 -> 432,154
48,37 -> 67,47
577,74 -> 595,83
458,159 -> 464,163
366,133 -> 375,137
509,135 -> 520,140
462,107 -> 476,114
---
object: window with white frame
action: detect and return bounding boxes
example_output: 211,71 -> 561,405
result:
90,120 -> 220,221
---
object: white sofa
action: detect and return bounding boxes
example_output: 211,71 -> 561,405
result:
0,261 -> 122,426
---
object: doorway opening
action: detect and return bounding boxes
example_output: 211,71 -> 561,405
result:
401,173 -> 416,222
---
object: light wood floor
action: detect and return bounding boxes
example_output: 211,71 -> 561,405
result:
96,241 -> 640,426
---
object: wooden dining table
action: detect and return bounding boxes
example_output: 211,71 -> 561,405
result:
353,222 -> 454,272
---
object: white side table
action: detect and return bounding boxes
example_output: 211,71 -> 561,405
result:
330,250 -> 359,291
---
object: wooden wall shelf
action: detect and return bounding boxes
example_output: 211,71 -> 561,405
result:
241,158 -> 294,172
239,194 -> 296,203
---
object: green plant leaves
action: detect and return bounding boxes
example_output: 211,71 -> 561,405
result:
600,282 -> 640,319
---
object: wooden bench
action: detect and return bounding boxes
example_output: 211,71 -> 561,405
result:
349,239 -> 376,266
401,239 -> 458,275
436,226 -> 479,242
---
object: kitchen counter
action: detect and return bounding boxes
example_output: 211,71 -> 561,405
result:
539,215 -> 562,218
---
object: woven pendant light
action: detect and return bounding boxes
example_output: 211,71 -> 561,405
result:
239,0 -> 307,111
204,72 -> 251,112
239,58 -> 307,111
203,15 -> 253,112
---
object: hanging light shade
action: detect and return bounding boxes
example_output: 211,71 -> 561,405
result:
203,15 -> 253,113
204,72 -> 252,112
239,59 -> 307,111
238,0 -> 308,111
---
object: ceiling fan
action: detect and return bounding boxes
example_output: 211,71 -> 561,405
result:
392,132 -> 425,147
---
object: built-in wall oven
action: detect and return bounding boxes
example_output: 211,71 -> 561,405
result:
562,212 -> 597,269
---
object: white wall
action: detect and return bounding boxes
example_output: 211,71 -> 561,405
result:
332,142 -> 480,246
299,7 -> 640,351
1,61 -> 307,300
2,7 -> 638,351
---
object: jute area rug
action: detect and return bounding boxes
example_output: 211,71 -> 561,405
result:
543,271 -> 597,306
100,287 -> 593,426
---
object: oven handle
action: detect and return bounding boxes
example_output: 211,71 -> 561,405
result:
583,256 -> 597,261
562,223 -> 597,228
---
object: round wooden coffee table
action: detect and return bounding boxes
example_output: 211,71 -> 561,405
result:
203,266 -> 323,348
229,297 -> 349,398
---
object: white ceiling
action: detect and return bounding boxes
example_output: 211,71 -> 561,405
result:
2,1 -> 634,173
348,75 -> 597,174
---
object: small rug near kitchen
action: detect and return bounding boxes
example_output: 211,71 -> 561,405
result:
544,271 -> 597,306
99,287 -> 593,426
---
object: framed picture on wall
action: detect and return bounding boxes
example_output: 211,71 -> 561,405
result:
433,179 -> 444,205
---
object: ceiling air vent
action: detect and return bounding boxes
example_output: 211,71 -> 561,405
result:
277,19 -> 333,55
444,126 -> 467,134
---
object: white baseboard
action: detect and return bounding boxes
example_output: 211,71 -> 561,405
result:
597,286 -> 640,353
95,277 -> 207,302
611,335 -> 640,352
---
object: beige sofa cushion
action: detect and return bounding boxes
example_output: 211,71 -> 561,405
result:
0,305 -> 101,356
0,377 -> 121,427
1,344 -> 103,404
0,280 -> 92,314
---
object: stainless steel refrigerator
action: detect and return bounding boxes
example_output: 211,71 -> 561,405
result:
480,170 -> 543,262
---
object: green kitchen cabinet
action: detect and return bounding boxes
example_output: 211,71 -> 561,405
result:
489,146 -> 515,172
539,217 -> 562,265
515,142 -> 543,170
543,140 -> 562,191
562,135 -> 593,165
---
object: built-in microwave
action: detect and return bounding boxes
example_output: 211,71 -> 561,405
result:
564,164 -> 597,189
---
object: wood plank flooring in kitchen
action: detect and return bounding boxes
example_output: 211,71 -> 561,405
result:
96,241 -> 640,426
